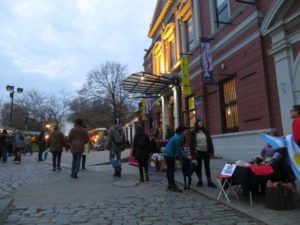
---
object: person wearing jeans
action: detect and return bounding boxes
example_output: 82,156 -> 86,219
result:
72,153 -> 82,176
105,120 -> 125,177
162,126 -> 186,193
68,119 -> 89,179
49,126 -> 65,171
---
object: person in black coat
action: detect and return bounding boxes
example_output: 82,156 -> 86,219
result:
132,125 -> 151,182
190,119 -> 216,188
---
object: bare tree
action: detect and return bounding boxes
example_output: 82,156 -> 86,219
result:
44,91 -> 70,128
68,97 -> 111,128
80,61 -> 134,123
15,89 -> 70,131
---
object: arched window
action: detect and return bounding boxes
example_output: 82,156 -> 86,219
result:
162,23 -> 177,73
153,42 -> 163,75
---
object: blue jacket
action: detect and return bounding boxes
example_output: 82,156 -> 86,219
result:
162,134 -> 184,159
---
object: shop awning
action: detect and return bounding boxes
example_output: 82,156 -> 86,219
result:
122,72 -> 178,94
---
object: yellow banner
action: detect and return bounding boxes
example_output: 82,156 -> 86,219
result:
181,56 -> 192,96
141,98 -> 147,120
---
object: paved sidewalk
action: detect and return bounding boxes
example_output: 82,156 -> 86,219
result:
173,155 -> 300,225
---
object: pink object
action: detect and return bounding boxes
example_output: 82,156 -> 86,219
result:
128,149 -> 139,166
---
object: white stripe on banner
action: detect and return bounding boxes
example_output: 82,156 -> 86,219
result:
286,134 -> 300,181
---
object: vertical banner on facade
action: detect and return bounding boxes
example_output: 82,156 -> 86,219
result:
141,98 -> 147,120
146,94 -> 152,117
200,38 -> 214,83
181,56 -> 192,96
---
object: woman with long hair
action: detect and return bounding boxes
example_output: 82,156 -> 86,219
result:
190,119 -> 216,188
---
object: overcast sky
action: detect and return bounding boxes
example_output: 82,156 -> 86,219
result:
0,0 -> 157,103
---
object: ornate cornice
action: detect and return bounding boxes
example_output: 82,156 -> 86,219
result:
148,0 -> 174,38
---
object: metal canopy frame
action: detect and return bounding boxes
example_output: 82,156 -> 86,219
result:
122,72 -> 179,95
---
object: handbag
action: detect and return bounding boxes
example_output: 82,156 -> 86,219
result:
265,181 -> 296,210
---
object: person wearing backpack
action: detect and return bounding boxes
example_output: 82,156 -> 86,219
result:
105,119 -> 125,177
132,125 -> 151,182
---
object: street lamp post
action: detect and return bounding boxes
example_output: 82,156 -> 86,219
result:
6,85 -> 23,127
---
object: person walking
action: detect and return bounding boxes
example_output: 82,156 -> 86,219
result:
68,119 -> 89,179
190,119 -> 217,188
105,119 -> 125,177
13,129 -> 25,164
162,126 -> 186,192
48,126 -> 65,171
0,130 -> 10,162
132,125 -> 151,182
24,135 -> 32,155
290,105 -> 300,146
37,131 -> 46,161
81,140 -> 91,170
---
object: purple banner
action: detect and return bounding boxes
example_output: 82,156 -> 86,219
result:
200,38 -> 214,83
145,94 -> 153,116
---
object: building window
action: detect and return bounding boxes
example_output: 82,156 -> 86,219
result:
222,79 -> 239,132
153,42 -> 163,75
187,96 -> 196,128
177,0 -> 194,54
185,16 -> 194,52
215,0 -> 230,27
163,23 -> 177,73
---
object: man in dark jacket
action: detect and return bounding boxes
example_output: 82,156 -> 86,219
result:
1,130 -> 10,162
105,119 -> 125,177
49,126 -> 65,171
69,119 -> 89,179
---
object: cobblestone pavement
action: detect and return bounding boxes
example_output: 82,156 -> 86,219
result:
0,154 -> 68,199
1,154 -> 264,225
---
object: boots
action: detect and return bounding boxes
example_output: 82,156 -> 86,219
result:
207,178 -> 217,188
114,168 -> 121,177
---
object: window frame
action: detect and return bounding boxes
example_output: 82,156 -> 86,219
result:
215,0 -> 230,28
162,23 -> 177,73
220,78 -> 239,133
186,95 -> 196,128
153,42 -> 163,75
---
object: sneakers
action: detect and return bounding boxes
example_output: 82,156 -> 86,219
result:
208,182 -> 217,188
57,167 -> 62,171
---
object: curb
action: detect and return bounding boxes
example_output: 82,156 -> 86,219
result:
0,199 -> 13,225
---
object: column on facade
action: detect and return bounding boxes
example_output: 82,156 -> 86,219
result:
175,10 -> 181,61
172,86 -> 180,129
161,95 -> 169,139
270,30 -> 295,134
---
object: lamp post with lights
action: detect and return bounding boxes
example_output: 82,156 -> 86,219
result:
6,85 -> 23,127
